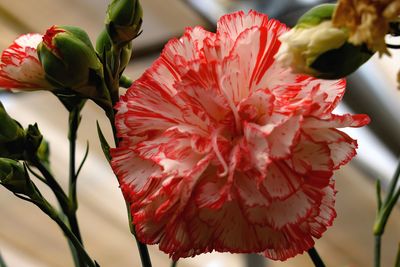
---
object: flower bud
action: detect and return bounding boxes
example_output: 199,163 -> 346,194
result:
25,123 -> 43,155
105,0 -> 143,45
0,102 -> 24,143
96,29 -> 133,75
0,158 -> 32,195
275,4 -> 373,79
36,139 -> 50,166
0,33 -> 53,91
37,26 -> 105,99
0,102 -> 26,159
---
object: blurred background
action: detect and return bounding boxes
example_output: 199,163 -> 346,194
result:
0,0 -> 400,266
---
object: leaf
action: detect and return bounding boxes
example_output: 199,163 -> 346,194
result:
76,141 -> 90,178
96,121 -> 111,162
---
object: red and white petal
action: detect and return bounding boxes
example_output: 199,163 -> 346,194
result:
110,146 -> 162,202
267,115 -> 302,159
162,26 -> 214,68
251,188 -> 317,229
194,166 -> 230,209
261,161 -> 303,200
303,127 -> 353,143
199,201 -> 263,253
234,171 -> 270,207
217,10 -> 270,44
302,113 -> 370,129
238,89 -> 275,123
115,83 -> 184,136
306,181 -> 337,238
328,139 -> 358,169
0,34 -> 51,90
291,136 -> 333,174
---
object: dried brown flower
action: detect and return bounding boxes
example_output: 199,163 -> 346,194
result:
332,0 -> 400,55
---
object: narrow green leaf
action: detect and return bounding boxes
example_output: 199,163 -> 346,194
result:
96,121 -> 111,162
76,141 -> 90,178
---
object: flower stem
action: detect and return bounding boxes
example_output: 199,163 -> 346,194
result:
50,209 -> 96,267
307,247 -> 326,267
395,243 -> 400,267
374,235 -> 381,267
68,107 -> 80,213
0,251 -> 7,267
102,41 -> 152,267
171,260 -> 178,267
373,159 -> 400,267
67,107 -> 83,240
29,156 -> 69,215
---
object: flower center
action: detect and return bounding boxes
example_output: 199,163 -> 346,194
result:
212,127 -> 229,177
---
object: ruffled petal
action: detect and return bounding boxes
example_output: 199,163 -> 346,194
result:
0,33 -> 51,90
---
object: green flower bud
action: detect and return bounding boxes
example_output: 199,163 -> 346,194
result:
275,4 -> 373,79
106,0 -> 143,45
36,139 -> 50,166
0,102 -> 25,159
0,158 -> 32,195
25,124 -> 43,155
0,102 -> 24,143
96,29 -> 132,72
38,25 -> 105,99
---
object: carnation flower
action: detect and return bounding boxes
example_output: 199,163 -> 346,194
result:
111,10 -> 370,261
0,34 -> 51,90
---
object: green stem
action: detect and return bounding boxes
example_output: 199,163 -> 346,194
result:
307,247 -> 326,267
68,108 -> 80,211
395,243 -> 400,267
0,251 -> 7,267
67,107 -> 86,267
374,161 -> 400,236
384,161 -> 400,204
374,235 -> 381,267
373,159 -> 400,267
30,157 -> 69,214
171,260 -> 178,267
51,210 -> 96,267
103,43 -> 152,266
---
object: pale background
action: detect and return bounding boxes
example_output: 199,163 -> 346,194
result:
0,0 -> 400,267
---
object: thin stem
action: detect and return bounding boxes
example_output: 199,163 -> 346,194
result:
136,239 -> 152,267
395,243 -> 400,267
171,260 -> 178,267
0,251 -> 7,267
102,40 -> 153,267
374,235 -> 381,267
68,107 -> 80,211
30,157 -> 69,213
373,159 -> 400,267
67,107 -> 85,267
384,160 -> 400,204
307,247 -> 326,267
52,211 -> 96,267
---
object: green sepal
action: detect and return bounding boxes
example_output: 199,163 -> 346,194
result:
310,42 -> 373,79
24,124 -> 43,155
96,29 -> 132,73
297,4 -> 336,28
38,26 -> 102,89
0,158 -> 34,195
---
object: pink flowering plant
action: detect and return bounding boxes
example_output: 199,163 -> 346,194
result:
0,1 -> 399,267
